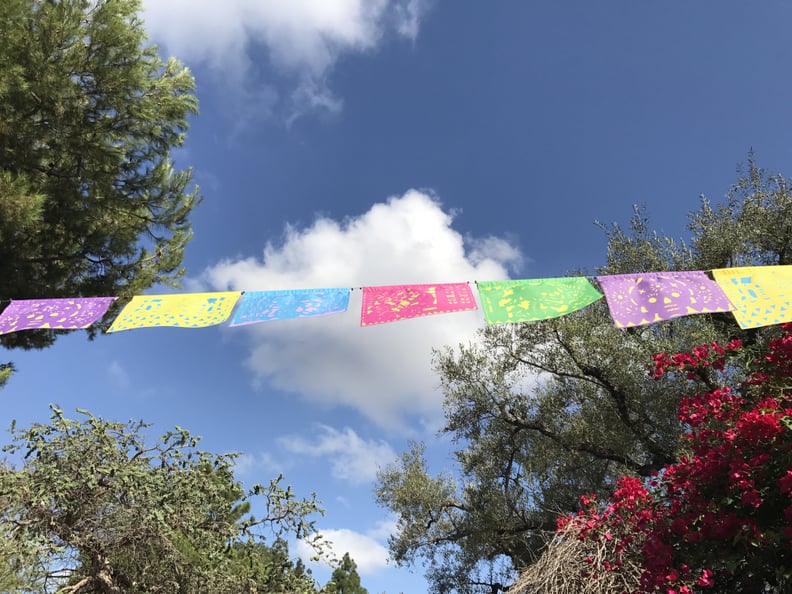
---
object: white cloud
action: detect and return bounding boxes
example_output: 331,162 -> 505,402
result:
279,426 -> 396,484
141,0 -> 431,119
198,190 -> 522,429
392,0 -> 430,40
297,526 -> 391,574
367,517 -> 399,541
467,235 -> 525,272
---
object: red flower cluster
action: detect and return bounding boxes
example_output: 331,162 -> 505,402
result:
560,325 -> 792,592
650,338 -> 742,380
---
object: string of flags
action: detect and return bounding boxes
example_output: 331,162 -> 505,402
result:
0,265 -> 790,336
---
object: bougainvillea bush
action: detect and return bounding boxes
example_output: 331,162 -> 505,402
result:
552,324 -> 792,593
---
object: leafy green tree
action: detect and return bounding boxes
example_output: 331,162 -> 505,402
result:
228,539 -> 320,594
376,157 -> 792,594
325,552 -> 369,594
0,406 -> 323,593
0,0 -> 199,352
0,470 -> 37,593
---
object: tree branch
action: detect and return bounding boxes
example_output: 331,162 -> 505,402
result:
56,576 -> 91,594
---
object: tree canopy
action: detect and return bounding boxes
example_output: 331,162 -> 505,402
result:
376,157 -> 792,594
0,0 -> 199,351
0,406 -> 323,593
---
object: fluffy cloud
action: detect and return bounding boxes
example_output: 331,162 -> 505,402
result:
297,524 -> 392,574
141,0 -> 431,118
198,190 -> 522,429
279,426 -> 396,484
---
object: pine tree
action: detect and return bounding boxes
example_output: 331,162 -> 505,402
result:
0,0 -> 199,351
326,553 -> 369,594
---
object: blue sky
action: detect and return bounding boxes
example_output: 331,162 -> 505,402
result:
5,1 -> 792,592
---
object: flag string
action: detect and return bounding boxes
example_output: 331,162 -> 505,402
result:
0,265 -> 789,334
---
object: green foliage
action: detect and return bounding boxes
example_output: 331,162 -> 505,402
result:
0,0 -> 199,350
227,539 -> 320,594
0,362 -> 14,388
325,552 -> 369,594
689,154 -> 792,269
0,406 -> 323,593
376,157 -> 792,594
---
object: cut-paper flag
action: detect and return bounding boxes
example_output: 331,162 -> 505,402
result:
712,265 -> 792,329
0,297 -> 117,334
230,288 -> 350,326
361,282 -> 477,326
477,278 -> 602,324
597,271 -> 734,328
107,292 -> 241,332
